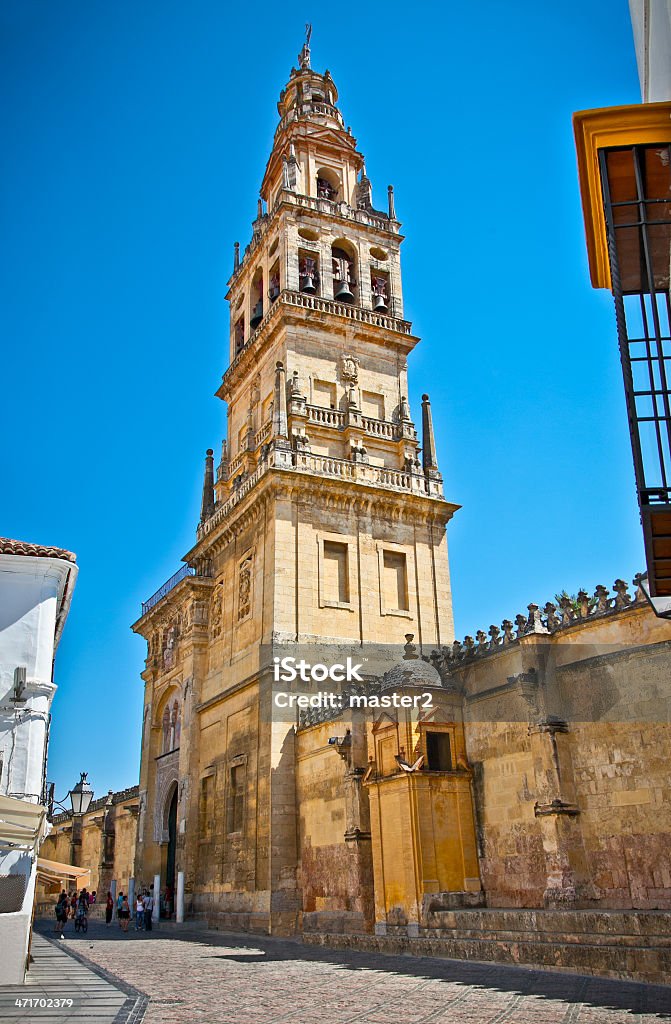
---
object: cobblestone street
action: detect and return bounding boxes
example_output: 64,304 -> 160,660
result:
28,920 -> 671,1024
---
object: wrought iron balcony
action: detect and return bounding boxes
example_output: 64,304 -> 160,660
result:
141,561 -> 212,616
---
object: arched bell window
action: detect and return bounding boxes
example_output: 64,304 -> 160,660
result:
331,239 -> 358,305
370,270 -> 390,313
234,315 -> 245,355
250,268 -> 263,329
298,249 -> 319,295
316,167 -> 340,202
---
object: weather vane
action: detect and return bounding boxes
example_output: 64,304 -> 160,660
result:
299,23 -> 312,70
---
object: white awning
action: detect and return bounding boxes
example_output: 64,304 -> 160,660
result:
0,795 -> 47,850
36,857 -> 91,887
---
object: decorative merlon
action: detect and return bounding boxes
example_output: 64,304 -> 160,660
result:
428,575 -> 646,668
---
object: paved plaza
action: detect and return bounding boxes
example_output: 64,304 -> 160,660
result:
0,919 -> 666,1024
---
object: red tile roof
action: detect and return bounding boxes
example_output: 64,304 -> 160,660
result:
0,537 -> 77,564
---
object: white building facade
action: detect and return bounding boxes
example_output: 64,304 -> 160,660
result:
0,538 -> 77,985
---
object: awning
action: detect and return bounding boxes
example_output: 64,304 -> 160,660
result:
37,857 -> 91,887
0,795 -> 47,850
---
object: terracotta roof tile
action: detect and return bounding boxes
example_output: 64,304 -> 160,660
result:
0,537 -> 77,564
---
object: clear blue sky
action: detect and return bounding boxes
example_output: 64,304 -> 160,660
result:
1,1 -> 643,801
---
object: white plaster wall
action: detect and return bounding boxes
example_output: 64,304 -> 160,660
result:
0,554 -> 75,803
0,552 -> 76,984
630,0 -> 671,101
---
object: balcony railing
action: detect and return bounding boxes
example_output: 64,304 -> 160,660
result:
141,562 -> 212,616
306,405 -> 345,428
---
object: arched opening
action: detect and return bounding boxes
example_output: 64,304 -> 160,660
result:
165,785 -> 178,916
316,167 -> 340,201
331,239 -> 358,304
298,249 -> 319,294
250,267 -> 263,329
160,696 -> 181,755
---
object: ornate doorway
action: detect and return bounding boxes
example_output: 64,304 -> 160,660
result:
166,785 -> 178,902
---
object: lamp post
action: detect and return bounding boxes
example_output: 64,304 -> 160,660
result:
48,772 -> 94,867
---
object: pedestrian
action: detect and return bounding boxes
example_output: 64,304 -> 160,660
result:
143,888 -> 153,931
135,893 -> 144,930
91,890 -> 97,904
105,891 -> 113,926
54,891 -> 68,937
116,890 -> 124,923
119,894 -> 130,933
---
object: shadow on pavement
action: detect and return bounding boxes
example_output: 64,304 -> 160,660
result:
34,918 -> 671,1018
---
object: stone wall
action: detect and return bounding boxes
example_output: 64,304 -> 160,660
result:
38,786 -> 138,906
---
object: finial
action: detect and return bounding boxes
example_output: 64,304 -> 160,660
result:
234,241 -> 240,271
200,449 -> 215,524
387,185 -> 396,219
421,394 -> 440,476
299,23 -> 312,69
257,198 -> 263,219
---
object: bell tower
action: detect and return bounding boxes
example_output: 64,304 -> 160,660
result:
133,33 -> 459,933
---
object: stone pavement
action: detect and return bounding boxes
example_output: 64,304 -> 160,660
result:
22,919 -> 671,1024
0,931 -> 146,1023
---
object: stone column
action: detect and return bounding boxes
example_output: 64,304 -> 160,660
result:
272,362 -> 293,466
152,873 -> 160,925
529,719 -> 587,907
176,870 -> 185,923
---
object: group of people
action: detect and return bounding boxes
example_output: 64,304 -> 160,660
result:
54,888 -> 96,938
104,887 -> 154,933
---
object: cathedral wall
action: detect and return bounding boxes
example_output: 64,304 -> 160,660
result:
458,605 -> 671,910
296,719 -> 374,933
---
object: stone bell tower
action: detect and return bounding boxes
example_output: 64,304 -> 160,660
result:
132,34 -> 458,933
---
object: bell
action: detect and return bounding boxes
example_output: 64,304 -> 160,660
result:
334,280 -> 354,303
300,274 -> 316,294
372,293 -> 388,312
250,300 -> 263,329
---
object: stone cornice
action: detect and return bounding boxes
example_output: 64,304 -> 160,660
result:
186,462 -> 457,562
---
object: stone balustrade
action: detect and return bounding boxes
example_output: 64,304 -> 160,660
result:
306,405 -> 345,428
198,447 -> 441,540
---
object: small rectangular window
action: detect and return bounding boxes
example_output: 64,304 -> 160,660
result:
323,541 -> 349,604
383,550 -> 409,611
426,732 -> 452,771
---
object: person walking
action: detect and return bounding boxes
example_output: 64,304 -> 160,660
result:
119,894 -> 130,933
105,891 -> 113,926
54,891 -> 68,938
135,893 -> 144,930
143,889 -> 153,931
116,890 -> 124,924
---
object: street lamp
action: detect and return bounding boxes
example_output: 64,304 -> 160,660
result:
68,773 -> 94,816
48,772 -> 94,820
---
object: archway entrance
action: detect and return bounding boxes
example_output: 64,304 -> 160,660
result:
165,786 -> 177,911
